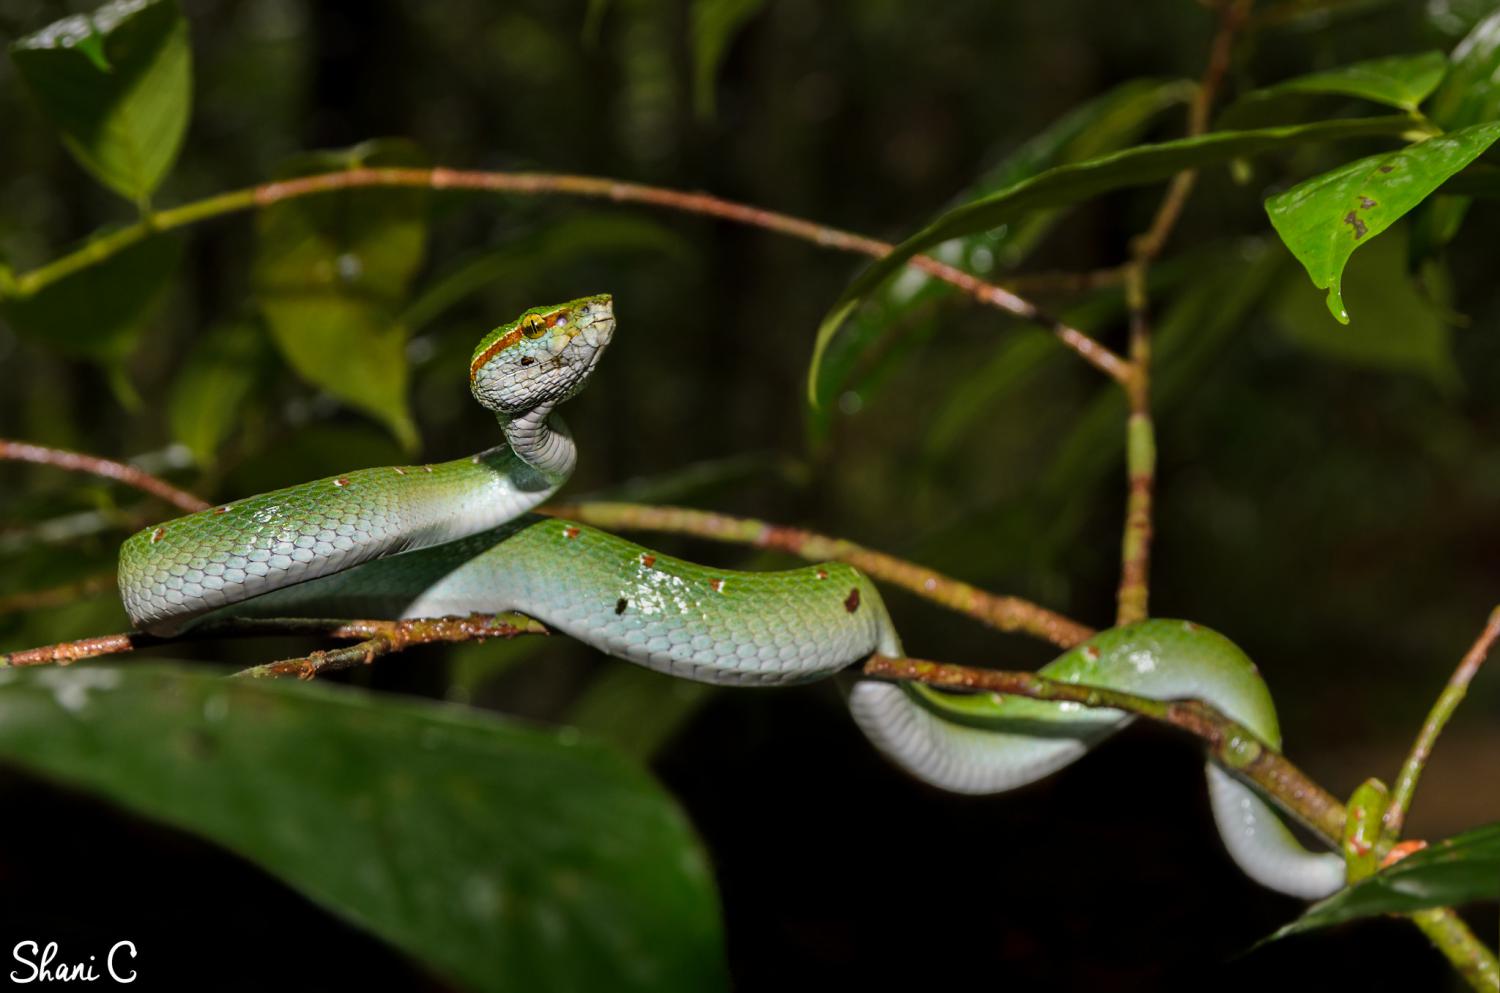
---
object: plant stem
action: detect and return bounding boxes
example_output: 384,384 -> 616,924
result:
0,438 -> 209,513
545,501 -> 1094,648
1382,606 -> 1500,844
2,168 -> 1128,382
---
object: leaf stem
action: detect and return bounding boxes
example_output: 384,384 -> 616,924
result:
2,169 -> 1128,382
1382,606 -> 1500,844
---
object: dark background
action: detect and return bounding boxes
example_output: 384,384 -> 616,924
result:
2,0 -> 1499,989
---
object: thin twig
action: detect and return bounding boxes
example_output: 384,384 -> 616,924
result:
0,613 -> 547,669
545,502 -> 1094,648
1,168 -> 1128,382
0,439 -> 209,513
863,652 -> 1345,839
1382,606 -> 1500,843
1115,0 -> 1250,626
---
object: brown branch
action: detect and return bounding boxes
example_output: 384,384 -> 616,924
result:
0,439 -> 209,514
0,613 -> 547,669
863,652 -> 1345,839
1115,0 -> 1250,626
545,502 -> 1094,649
4,169 -> 1128,383
1382,605 -> 1500,843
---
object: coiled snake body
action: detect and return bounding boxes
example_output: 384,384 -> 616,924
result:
119,294 -> 1345,900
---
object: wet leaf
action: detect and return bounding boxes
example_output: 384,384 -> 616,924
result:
807,114 -> 1415,403
0,664 -> 727,993
691,0 -> 765,119
10,0 -> 191,203
253,139 -> 429,450
0,234 -> 180,359
1267,822 -> 1500,941
1234,52 -> 1448,112
1274,225 -> 1458,390
167,321 -> 275,466
1265,122 -> 1500,322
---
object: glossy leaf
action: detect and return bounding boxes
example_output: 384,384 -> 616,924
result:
806,114 -> 1415,403
811,77 -> 1193,420
167,321 -> 275,466
253,139 -> 429,450
1268,822 -> 1500,941
0,234 -> 180,359
0,664 -> 727,993
1235,52 -> 1448,112
1265,122 -> 1500,322
691,0 -> 766,119
10,0 -> 192,203
1274,226 -> 1458,390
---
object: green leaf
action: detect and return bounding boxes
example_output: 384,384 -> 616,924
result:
167,320 -> 275,466
0,664 -> 727,992
0,234 -> 180,359
1273,225 -> 1458,390
1428,10 -> 1500,128
811,77 -> 1193,420
10,0 -> 192,203
691,0 -> 765,119
1267,822 -> 1500,941
253,139 -> 429,450
1265,122 -> 1500,322
1235,52 -> 1449,112
806,114 -> 1416,403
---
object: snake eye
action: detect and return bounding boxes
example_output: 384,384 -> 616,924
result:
520,314 -> 547,339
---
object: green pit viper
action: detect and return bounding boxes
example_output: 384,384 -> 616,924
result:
119,294 -> 1346,900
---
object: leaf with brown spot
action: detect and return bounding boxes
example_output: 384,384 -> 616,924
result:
1266,122 -> 1500,322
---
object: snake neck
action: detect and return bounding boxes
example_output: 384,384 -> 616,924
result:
500,406 -> 576,482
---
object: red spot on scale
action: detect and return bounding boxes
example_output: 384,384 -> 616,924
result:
640,554 -> 656,567
1083,645 -> 1101,661
844,588 -> 861,613
150,527 -> 166,544
334,478 -> 350,487
816,568 -> 829,580
214,505 -> 232,514
709,578 -> 725,593
564,526 -> 580,539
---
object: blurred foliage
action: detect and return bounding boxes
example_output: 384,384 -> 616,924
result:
2,0 -> 1500,989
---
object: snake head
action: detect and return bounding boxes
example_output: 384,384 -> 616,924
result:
469,294 -> 616,416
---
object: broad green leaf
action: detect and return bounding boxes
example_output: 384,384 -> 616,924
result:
691,0 -> 765,119
1410,13 -> 1500,266
10,0 -> 191,203
167,320 -> 275,466
1234,52 -> 1448,112
0,665 -> 727,992
1265,122 -> 1500,322
568,664 -> 715,760
0,234 -> 180,359
1428,10 -> 1500,128
811,77 -> 1193,422
806,114 -> 1416,403
1267,822 -> 1500,941
253,139 -> 429,450
1274,226 -> 1458,390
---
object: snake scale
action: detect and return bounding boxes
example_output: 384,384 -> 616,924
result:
118,294 -> 1346,900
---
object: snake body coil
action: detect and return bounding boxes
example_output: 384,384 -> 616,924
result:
119,295 -> 1345,900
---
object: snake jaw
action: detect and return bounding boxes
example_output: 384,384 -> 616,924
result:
469,294 -> 615,417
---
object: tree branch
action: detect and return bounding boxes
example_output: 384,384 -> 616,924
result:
545,502 -> 1094,649
1382,605 -> 1500,843
1,168 -> 1128,383
0,439 -> 209,514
